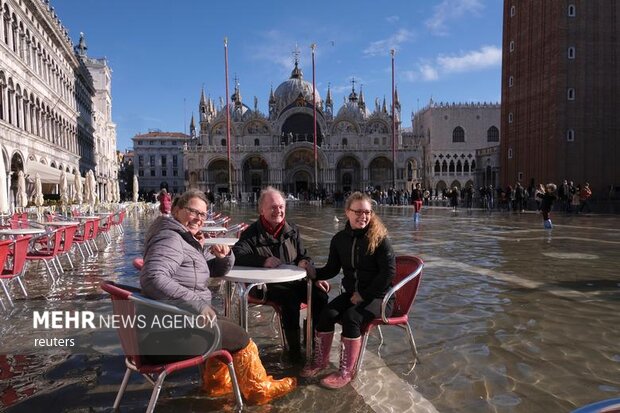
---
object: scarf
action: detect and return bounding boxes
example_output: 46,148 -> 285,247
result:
260,215 -> 286,238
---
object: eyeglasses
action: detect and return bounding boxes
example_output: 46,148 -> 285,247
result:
348,209 -> 373,217
270,205 -> 285,212
184,207 -> 208,220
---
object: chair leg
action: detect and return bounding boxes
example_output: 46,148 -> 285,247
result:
15,276 -> 27,297
76,243 -> 85,261
228,361 -> 244,411
146,372 -> 167,413
113,367 -> 132,410
0,280 -> 14,307
377,325 -> 384,353
42,260 -> 56,283
355,332 -> 371,378
403,323 -> 420,364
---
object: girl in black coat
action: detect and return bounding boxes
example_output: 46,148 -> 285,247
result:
536,183 -> 557,229
300,191 -> 396,389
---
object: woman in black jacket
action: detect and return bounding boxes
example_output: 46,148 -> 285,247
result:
300,191 -> 396,389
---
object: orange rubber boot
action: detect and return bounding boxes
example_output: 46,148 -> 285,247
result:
201,357 -> 233,397
233,340 -> 296,405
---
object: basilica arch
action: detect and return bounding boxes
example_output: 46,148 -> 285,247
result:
283,148 -> 317,194
336,155 -> 361,193
207,159 -> 230,194
280,113 -> 322,145
241,155 -> 268,193
368,156 -> 393,190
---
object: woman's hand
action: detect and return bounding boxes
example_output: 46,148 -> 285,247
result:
263,256 -> 282,268
210,244 -> 230,258
350,292 -> 363,304
314,280 -> 330,293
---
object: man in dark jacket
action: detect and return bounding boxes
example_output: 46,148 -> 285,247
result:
233,186 -> 328,362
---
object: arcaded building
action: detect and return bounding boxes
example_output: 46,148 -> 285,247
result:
500,1 -> 620,198
183,60 -> 425,199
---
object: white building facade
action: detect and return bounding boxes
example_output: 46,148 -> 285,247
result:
0,0 -> 113,206
132,131 -> 191,197
411,101 -> 501,194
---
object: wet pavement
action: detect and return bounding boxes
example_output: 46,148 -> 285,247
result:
1,204 -> 619,412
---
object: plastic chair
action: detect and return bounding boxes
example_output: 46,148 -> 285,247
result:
56,225 -> 79,270
100,280 -> 243,413
354,255 -> 424,377
73,219 -> 96,259
25,229 -> 63,282
0,236 -> 32,307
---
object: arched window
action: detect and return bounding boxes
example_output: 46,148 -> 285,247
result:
487,126 -> 500,142
510,5 -> 516,17
567,88 -> 575,100
456,160 -> 462,174
566,129 -> 575,142
508,112 -> 513,123
568,4 -> 576,17
509,76 -> 514,87
509,41 -> 514,52
374,138 -> 379,145
449,160 -> 455,174
434,160 -> 440,174
342,138 -> 348,147
568,47 -> 575,59
452,126 -> 465,143
221,139 -> 226,146
464,160 -> 470,173
471,160 -> 476,170
254,138 -> 260,146
441,160 -> 448,173
508,148 -> 513,159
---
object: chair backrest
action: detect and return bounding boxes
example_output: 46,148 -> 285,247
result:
391,256 -> 424,318
100,281 -> 142,366
59,225 -> 78,253
0,239 -> 14,271
8,236 -> 32,275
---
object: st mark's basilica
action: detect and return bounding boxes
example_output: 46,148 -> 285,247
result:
183,59 -> 424,199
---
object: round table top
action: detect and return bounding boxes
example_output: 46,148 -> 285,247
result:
76,216 -> 100,220
201,226 -> 227,233
202,237 -> 238,246
0,228 -> 46,235
46,221 -> 80,226
223,264 -> 307,284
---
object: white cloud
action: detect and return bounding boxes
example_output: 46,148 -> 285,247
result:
403,45 -> 501,82
425,0 -> 484,36
437,45 -> 502,72
386,15 -> 399,24
363,29 -> 414,57
248,30 -> 308,73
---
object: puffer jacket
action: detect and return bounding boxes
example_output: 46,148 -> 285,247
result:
232,219 -> 310,267
316,222 -> 395,302
140,216 -> 234,313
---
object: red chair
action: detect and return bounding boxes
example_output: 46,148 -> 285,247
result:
26,229 -> 63,283
97,215 -> 114,245
353,255 -> 424,377
0,236 -> 32,308
100,281 -> 243,412
74,219 -> 96,259
110,210 -> 126,235
56,225 -> 79,270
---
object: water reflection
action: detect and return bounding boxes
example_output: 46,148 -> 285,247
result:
1,205 -> 619,412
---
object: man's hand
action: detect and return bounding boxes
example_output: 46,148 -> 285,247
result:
263,256 -> 282,268
350,292 -> 364,304
298,259 -> 316,279
315,280 -> 330,293
194,231 -> 207,247
210,244 -> 230,258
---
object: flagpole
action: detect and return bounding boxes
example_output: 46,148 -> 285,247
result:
311,43 -> 318,193
224,37 -> 232,198
391,49 -> 396,190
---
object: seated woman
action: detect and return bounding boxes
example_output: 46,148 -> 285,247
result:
139,189 -> 295,404
300,191 -> 396,389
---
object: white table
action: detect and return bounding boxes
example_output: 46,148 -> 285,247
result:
203,220 -> 216,226
0,228 -> 46,236
201,237 -> 238,246
45,221 -> 80,226
201,226 -> 227,233
76,216 -> 100,220
223,264 -> 312,358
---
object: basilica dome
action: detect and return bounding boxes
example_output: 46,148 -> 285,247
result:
274,62 -> 321,107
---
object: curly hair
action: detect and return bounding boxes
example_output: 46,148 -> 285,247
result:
344,191 -> 388,255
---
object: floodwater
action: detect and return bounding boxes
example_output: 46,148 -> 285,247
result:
1,204 -> 619,413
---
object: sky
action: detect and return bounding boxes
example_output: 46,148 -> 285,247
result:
52,0 -> 503,151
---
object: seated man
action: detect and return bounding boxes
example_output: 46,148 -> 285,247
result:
233,186 -> 328,362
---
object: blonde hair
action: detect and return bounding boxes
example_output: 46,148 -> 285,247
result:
345,191 -> 388,255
